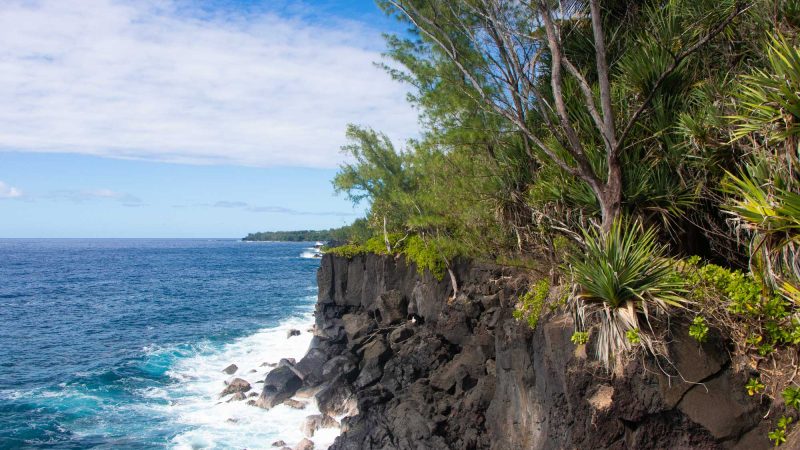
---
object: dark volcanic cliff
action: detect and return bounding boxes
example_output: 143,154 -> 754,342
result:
266,253 -> 777,449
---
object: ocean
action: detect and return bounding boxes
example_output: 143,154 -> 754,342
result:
0,239 -> 334,449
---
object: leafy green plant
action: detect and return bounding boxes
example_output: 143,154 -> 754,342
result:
727,34 -> 800,300
570,219 -> 688,369
327,243 -> 368,259
683,258 -> 797,354
626,328 -> 641,345
782,385 -> 800,410
513,279 -> 550,329
730,35 -> 800,143
769,416 -> 792,447
327,233 -> 462,281
689,316 -> 710,343
745,377 -> 766,396
724,170 -> 800,294
571,331 -> 589,345
402,235 -> 460,279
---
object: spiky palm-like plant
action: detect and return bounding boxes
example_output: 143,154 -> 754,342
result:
727,35 -> 800,300
569,219 -> 688,369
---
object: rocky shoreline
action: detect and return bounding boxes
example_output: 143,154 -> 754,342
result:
215,321 -> 341,450
242,252 -> 778,449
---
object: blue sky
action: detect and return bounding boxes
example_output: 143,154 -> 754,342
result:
0,0 -> 416,238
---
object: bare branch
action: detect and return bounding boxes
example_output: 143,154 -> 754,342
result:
561,57 -> 611,152
538,1 -> 604,193
589,0 -> 618,152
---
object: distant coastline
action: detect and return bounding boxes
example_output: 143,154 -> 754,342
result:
242,229 -> 339,242
242,219 -> 368,242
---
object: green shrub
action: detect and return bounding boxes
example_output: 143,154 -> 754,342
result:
745,377 -> 766,396
571,331 -> 589,345
402,235 -> 448,279
769,416 -> 792,447
625,328 -> 641,345
327,243 -> 367,258
767,385 -> 800,448
513,279 -> 550,329
682,257 -> 799,354
689,316 -> 710,343
782,386 -> 800,410
327,233 -> 462,281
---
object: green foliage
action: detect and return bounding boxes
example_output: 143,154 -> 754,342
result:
689,316 -> 710,343
769,416 -> 792,447
571,331 -> 590,346
745,377 -> 766,396
327,233 -> 461,281
327,234 -> 398,257
782,385 -> 800,410
625,328 -> 641,345
727,34 -> 800,300
401,235 -> 444,279
571,219 -> 687,369
731,35 -> 800,143
332,125 -> 423,233
513,280 -> 550,330
326,243 -> 366,259
571,220 -> 686,309
683,257 -> 799,354
684,257 -> 763,313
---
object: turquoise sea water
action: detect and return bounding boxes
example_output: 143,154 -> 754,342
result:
0,239 -> 326,449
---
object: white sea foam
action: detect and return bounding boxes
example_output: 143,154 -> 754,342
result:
300,251 -> 322,259
155,310 -> 339,450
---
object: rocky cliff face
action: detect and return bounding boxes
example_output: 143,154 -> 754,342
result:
265,253 -> 775,449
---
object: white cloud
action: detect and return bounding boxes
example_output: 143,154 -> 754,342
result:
178,200 -> 354,216
47,189 -> 143,206
0,181 -> 23,198
0,0 -> 418,168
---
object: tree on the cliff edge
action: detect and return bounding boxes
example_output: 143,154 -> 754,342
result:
380,0 -> 748,232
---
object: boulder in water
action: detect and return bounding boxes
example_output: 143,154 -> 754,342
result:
271,440 -> 286,447
283,398 -> 307,409
278,358 -> 296,367
219,378 -> 251,397
294,437 -> 315,450
222,363 -> 238,375
226,392 -> 247,402
254,366 -> 302,409
287,329 -> 301,338
300,414 -> 340,437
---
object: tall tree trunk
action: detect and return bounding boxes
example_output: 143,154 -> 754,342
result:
600,158 -> 623,232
